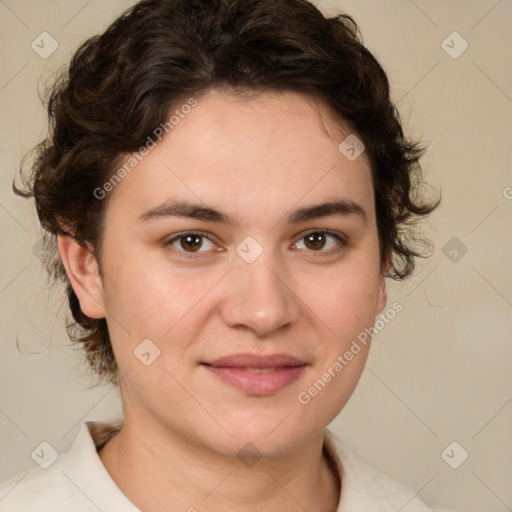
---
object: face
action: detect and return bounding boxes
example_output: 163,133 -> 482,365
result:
73,90 -> 388,457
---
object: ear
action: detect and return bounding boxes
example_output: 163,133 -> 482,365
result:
57,234 -> 105,319
376,255 -> 392,315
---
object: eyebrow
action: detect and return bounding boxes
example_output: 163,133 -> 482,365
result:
137,198 -> 367,226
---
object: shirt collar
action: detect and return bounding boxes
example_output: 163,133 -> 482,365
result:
65,419 -> 140,511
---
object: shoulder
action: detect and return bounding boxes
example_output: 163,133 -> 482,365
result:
0,455 -> 81,511
0,418 -> 133,512
324,429 -> 456,512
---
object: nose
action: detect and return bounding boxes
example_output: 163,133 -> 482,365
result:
219,249 -> 300,338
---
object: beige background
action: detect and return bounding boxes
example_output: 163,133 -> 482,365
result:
0,1 -> 511,510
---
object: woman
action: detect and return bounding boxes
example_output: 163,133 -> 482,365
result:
1,0 -> 453,510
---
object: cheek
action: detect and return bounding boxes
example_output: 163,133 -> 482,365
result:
296,269 -> 377,413
102,253 -> 202,335
100,254 -> 225,381
300,261 -> 382,339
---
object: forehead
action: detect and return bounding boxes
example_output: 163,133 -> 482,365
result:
106,89 -> 375,227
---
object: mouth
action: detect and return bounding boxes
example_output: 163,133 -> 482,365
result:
201,353 -> 308,396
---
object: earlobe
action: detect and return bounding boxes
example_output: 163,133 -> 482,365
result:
376,257 -> 391,315
376,274 -> 388,315
57,234 -> 106,319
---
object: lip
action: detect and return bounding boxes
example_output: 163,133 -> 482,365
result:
204,353 -> 307,368
201,353 -> 308,396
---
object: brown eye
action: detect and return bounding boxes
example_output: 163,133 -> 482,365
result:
179,234 -> 203,252
295,231 -> 347,254
165,232 -> 216,256
304,232 -> 327,251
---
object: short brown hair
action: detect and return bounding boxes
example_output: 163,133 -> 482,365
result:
14,0 -> 440,385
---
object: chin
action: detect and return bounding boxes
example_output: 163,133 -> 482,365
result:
210,410 -> 316,458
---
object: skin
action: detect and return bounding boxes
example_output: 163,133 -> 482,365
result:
58,89 -> 390,512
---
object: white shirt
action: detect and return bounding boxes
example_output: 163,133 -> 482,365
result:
0,419 -> 454,511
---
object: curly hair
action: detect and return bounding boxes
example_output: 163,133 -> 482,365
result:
14,0 -> 440,385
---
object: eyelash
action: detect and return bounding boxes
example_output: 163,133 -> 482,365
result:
162,230 -> 348,259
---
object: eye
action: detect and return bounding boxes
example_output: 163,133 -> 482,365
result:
294,230 -> 347,255
164,232 -> 216,257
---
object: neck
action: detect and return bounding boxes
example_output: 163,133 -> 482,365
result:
98,415 -> 340,512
